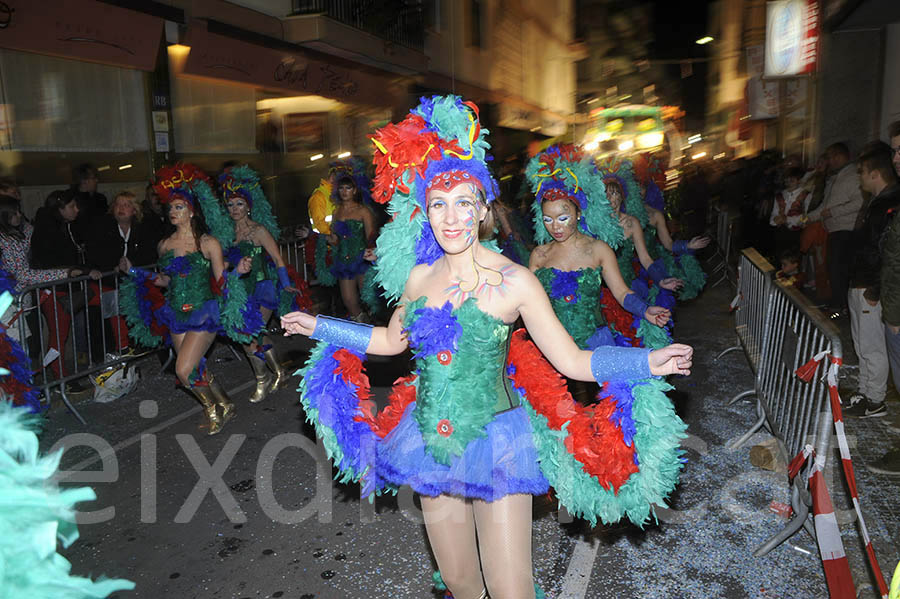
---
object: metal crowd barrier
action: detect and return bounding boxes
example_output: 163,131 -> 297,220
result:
715,249 -> 777,405
8,266 -> 159,423
278,236 -> 310,283
728,280 -> 841,557
707,206 -> 738,288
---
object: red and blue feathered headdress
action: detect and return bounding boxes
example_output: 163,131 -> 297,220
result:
368,95 -> 498,302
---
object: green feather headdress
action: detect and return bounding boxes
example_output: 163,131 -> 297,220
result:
526,144 -> 624,250
596,156 -> 648,228
216,165 -> 281,246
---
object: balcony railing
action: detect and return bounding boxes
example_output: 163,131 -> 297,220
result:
292,0 -> 425,52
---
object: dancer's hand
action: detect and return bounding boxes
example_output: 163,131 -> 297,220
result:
294,226 -> 310,240
660,277 -> 684,291
281,311 -> 317,336
644,306 -> 671,327
363,248 -> 376,262
649,343 -> 693,376
688,236 -> 711,250
236,256 -> 252,275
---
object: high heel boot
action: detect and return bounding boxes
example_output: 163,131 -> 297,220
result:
191,384 -> 223,435
208,375 -> 236,424
263,347 -> 288,391
246,351 -> 274,403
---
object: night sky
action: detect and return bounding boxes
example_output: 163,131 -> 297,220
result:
649,0 -> 715,131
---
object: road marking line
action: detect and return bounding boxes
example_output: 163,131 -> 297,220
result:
558,537 -> 600,599
56,380 -> 255,479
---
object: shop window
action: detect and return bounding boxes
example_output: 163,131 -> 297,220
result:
0,49 -> 148,152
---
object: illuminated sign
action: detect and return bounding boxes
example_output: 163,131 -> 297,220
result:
765,0 -> 819,76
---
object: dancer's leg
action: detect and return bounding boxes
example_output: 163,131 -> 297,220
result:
338,277 -> 362,318
174,331 -> 215,387
421,495 -> 485,599
473,493 -> 536,599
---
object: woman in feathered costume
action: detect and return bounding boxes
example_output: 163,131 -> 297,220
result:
281,96 -> 692,598
527,144 -> 673,358
633,154 -> 709,300
313,159 -> 378,321
120,164 -> 251,435
208,166 -> 312,403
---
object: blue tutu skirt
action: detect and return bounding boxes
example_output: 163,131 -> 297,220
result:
377,403 -> 549,501
329,256 -> 369,280
156,298 -> 220,335
250,279 -> 278,311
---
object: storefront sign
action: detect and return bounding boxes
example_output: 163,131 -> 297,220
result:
765,0 -> 819,77
498,103 -> 540,131
0,0 -> 162,71
747,45 -> 779,119
182,22 -> 395,107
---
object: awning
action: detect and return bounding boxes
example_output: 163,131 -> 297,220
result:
180,20 -> 403,109
0,0 -> 163,71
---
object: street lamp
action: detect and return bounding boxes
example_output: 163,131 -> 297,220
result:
696,36 -> 714,45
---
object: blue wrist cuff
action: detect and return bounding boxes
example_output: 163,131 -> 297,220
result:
128,266 -> 152,280
647,259 -> 669,283
591,346 -> 652,382
277,266 -> 292,288
622,292 -> 649,319
672,240 -> 692,255
311,315 -> 372,354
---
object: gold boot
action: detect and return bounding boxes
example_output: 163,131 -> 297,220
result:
208,375 -> 236,426
246,352 -> 274,403
191,384 -> 223,435
263,348 -> 288,391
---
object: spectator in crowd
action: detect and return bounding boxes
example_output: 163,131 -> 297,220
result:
140,183 -> 168,250
71,164 -> 108,239
32,189 -> 104,370
775,249 -> 806,289
770,167 -> 808,258
845,142 -> 900,419
808,143 -> 865,317
872,121 -> 900,475
799,155 -> 830,301
0,194 -> 96,386
86,191 -> 158,352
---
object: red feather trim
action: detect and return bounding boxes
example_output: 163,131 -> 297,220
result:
506,330 -> 638,491
286,265 -> 313,312
600,287 -> 640,346
371,374 -> 419,438
153,163 -> 211,203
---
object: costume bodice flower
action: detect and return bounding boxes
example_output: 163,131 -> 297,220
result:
332,219 -> 367,263
159,250 -> 215,313
534,267 -> 606,349
402,296 -> 512,465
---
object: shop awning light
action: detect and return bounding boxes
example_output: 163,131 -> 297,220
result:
696,36 -> 714,45
310,154 -> 324,161
584,140 -> 600,152
714,152 -> 726,160
618,139 -> 634,152
337,151 -> 351,159
688,134 -> 702,144
118,164 -> 133,170
637,132 -> 664,149
691,152 -> 707,160
97,165 -> 110,172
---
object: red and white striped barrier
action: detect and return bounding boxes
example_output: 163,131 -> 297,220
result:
795,350 -> 889,599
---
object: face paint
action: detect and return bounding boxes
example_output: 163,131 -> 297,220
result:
426,183 -> 481,253
541,199 -> 579,243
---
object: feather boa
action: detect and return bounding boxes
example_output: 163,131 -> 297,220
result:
0,402 -> 135,596
277,265 -> 313,316
0,289 -> 41,412
119,270 -> 168,348
313,234 -> 337,287
507,330 -> 686,526
220,270 -> 265,344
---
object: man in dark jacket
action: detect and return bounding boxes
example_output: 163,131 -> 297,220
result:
870,121 -> 900,475
71,164 -> 108,241
845,142 -> 900,418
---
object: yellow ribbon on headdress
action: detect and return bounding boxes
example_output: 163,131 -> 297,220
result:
532,168 -> 561,196
160,168 -> 196,190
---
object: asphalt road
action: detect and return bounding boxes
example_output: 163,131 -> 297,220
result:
41,279 -> 898,599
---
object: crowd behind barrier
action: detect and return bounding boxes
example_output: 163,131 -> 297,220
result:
3,238 -> 310,423
706,204 -> 738,289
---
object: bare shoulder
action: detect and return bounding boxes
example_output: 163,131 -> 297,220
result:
200,233 -> 221,252
588,237 -> 614,259
622,214 -> 638,229
529,243 -> 551,269
404,263 -> 430,299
